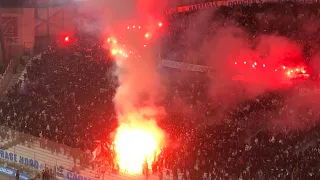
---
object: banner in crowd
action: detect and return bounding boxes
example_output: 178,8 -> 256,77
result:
0,148 -> 44,170
55,166 -> 95,180
0,165 -> 29,180
163,0 -> 318,14
161,59 -> 212,73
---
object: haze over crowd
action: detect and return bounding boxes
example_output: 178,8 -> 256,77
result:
74,0 -> 320,129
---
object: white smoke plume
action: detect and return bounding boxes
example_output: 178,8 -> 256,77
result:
113,48 -> 164,119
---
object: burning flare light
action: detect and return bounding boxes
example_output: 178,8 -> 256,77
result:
114,115 -> 164,173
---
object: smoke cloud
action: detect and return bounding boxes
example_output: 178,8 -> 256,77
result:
74,0 -> 167,110
113,47 -> 163,118
82,0 -> 169,171
163,7 -> 320,129
76,0 -> 320,130
75,0 -> 168,34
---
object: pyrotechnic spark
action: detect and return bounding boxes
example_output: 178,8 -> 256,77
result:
233,59 -> 309,81
111,49 -> 118,55
106,21 -> 163,59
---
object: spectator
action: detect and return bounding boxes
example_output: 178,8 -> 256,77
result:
15,170 -> 19,180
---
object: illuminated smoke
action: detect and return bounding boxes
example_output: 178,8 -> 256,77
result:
111,35 -> 165,173
103,2 -> 166,173
76,0 -> 168,173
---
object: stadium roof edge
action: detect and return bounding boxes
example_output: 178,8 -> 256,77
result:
0,0 -> 75,8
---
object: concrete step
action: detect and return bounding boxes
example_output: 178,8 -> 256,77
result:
5,65 -> 26,91
4,55 -> 33,93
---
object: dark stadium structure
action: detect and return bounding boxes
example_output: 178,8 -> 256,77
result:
0,0 -> 73,8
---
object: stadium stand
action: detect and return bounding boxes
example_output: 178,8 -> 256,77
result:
0,33 -> 158,179
155,2 -> 320,179
2,1 -> 320,180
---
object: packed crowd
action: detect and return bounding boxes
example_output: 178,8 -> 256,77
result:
0,1 -> 320,180
0,33 -> 118,153
155,87 -> 320,179
155,2 -> 320,180
162,2 -> 320,65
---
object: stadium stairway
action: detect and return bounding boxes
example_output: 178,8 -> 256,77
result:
5,65 -> 25,91
4,56 -> 31,93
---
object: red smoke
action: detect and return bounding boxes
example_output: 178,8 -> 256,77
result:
136,0 -> 168,16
